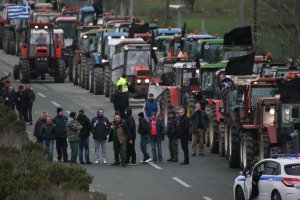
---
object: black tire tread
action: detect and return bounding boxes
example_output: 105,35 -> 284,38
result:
84,58 -> 90,90
104,65 -> 111,97
54,59 -> 66,83
20,59 -> 31,83
261,131 -> 270,159
241,131 -> 257,171
219,123 -> 225,157
94,67 -> 104,95
88,59 -> 94,93
80,56 -> 87,88
228,125 -> 240,168
13,65 -> 19,79
211,106 -> 219,153
270,146 -> 283,155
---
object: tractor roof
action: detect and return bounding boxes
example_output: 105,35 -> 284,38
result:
155,35 -> 171,40
198,38 -> 224,44
103,15 -> 130,21
173,62 -> 196,69
54,29 -> 64,34
108,38 -> 145,46
77,26 -> 101,30
154,28 -> 181,36
99,32 -> 128,37
114,22 -> 131,27
33,12 -> 61,16
158,57 -> 192,65
183,34 -> 216,40
55,16 -> 76,22
29,22 -> 53,28
80,6 -> 94,13
62,6 -> 80,11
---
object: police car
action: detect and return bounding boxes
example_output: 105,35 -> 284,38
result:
233,154 -> 300,200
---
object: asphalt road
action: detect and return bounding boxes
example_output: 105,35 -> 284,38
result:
0,51 -> 239,200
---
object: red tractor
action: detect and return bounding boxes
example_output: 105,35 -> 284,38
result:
13,22 -> 66,83
61,6 -> 80,16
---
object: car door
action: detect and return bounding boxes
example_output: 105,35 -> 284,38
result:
262,161 -> 281,199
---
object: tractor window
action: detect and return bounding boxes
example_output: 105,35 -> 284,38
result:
111,67 -> 123,86
56,33 -> 64,46
108,45 -> 116,59
88,36 -> 98,51
201,70 -> 215,91
126,51 -> 150,75
251,88 -> 276,106
263,106 -> 275,127
201,43 -> 222,63
111,52 -> 124,69
36,15 -> 57,23
156,39 -> 169,59
228,90 -> 238,116
57,22 -> 74,38
183,40 -> 197,60
82,12 -> 94,26
173,40 -> 181,56
223,51 -> 247,60
30,29 -> 50,45
282,104 -> 300,125
82,38 -> 88,51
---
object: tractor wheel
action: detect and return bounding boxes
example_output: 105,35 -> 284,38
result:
84,61 -> 90,90
162,89 -> 174,127
94,67 -> 104,95
80,56 -> 87,88
205,105 -> 212,147
210,106 -> 219,153
219,123 -> 225,157
13,65 -> 19,80
5,29 -> 11,54
259,131 -> 270,160
68,55 -> 73,82
270,146 -> 283,155
41,73 -> 46,80
240,131 -> 257,171
72,56 -> 78,85
88,61 -> 94,93
224,123 -> 229,160
78,63 -> 82,87
10,40 -> 15,55
19,59 -> 31,83
109,80 -> 116,101
228,125 -> 240,168
54,59 -> 66,83
0,24 -> 3,49
286,140 -> 294,154
104,65 -> 111,97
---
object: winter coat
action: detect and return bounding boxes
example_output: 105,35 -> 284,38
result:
125,108 -> 136,140
2,91 -> 16,109
143,99 -> 160,118
33,118 -> 47,137
177,114 -> 190,139
52,115 -> 68,138
167,116 -> 179,139
40,123 -> 56,140
190,110 -> 209,133
108,120 -> 131,144
90,109 -> 110,140
138,117 -> 149,135
76,113 -> 91,139
25,89 -> 36,106
15,91 -> 30,111
149,117 -> 165,137
66,117 -> 82,142
112,91 -> 125,112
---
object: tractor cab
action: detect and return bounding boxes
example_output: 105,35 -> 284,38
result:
102,15 -> 130,29
33,3 -> 54,12
30,12 -> 61,23
54,29 -> 65,49
76,6 -> 95,26
54,16 -> 76,39
113,22 -> 131,33
61,6 -> 80,16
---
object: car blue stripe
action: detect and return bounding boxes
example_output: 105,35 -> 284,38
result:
235,176 -> 283,183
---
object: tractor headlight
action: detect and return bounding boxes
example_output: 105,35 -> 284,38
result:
44,57 -> 47,61
145,79 -> 149,83
37,58 -> 41,61
137,79 -> 141,83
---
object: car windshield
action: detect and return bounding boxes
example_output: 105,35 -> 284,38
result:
82,12 -> 94,26
223,51 -> 248,60
285,164 -> 300,176
30,29 -> 51,45
183,40 -> 197,60
251,87 -> 277,106
57,22 -> 74,38
200,43 -> 222,63
126,50 -> 150,75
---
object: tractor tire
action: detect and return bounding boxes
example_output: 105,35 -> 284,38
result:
72,56 -> 78,85
109,80 -> 116,101
94,67 -> 104,95
205,105 -> 212,147
88,60 -> 94,93
210,106 -> 219,153
68,55 -> 73,82
5,29 -> 11,54
270,146 -> 283,155
13,65 -> 19,80
84,61 -> 90,90
10,40 -> 15,55
78,63 -> 82,87
286,140 -> 294,154
228,125 -> 240,168
0,24 -> 3,49
54,59 -> 66,83
219,123 -> 225,157
104,66 -> 111,97
240,131 -> 257,171
259,131 -> 270,160
80,56 -> 87,88
19,59 -> 31,83
224,123 -> 229,160
41,73 -> 46,80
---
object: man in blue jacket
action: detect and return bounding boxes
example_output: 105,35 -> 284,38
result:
149,112 -> 165,162
52,107 -> 70,163
91,109 -> 110,164
167,110 -> 179,162
143,93 -> 160,122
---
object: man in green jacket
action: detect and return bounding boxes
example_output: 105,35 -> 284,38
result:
66,112 -> 83,165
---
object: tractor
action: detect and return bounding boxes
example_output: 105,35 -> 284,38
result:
0,3 -> 17,51
61,6 -> 79,16
13,22 -> 66,83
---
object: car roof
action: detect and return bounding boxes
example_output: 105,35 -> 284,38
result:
260,157 -> 300,165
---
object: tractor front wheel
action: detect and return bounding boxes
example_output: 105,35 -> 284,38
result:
19,60 -> 31,83
10,40 -> 15,55
104,65 -> 111,97
54,59 -> 66,83
94,67 -> 104,95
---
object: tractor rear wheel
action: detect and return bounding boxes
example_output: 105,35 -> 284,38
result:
286,140 -> 294,154
240,131 -> 257,171
219,123 -> 225,157
68,55 -> 73,82
104,65 -> 111,97
88,61 -> 94,93
259,131 -> 270,160
80,56 -> 87,88
228,125 -> 240,168
94,67 -> 104,95
19,59 -> 31,83
5,29 -> 11,54
210,106 -> 219,153
54,59 -> 66,83
0,24 -> 3,49
270,146 -> 283,155
13,65 -> 19,80
10,40 -> 15,55
73,57 -> 78,85
84,61 -> 90,90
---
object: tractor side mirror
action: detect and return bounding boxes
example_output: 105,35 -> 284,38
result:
292,108 -> 299,118
265,104 -> 271,112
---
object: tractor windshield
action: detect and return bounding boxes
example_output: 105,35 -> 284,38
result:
156,38 -> 169,59
263,106 -> 275,127
82,12 -> 94,26
111,52 -> 124,69
126,50 -> 150,75
184,40 -> 197,60
98,38 -> 110,56
82,38 -> 89,51
251,87 -> 277,106
171,40 -> 181,56
87,36 -> 98,52
223,50 -> 247,60
200,43 -> 222,63
201,70 -> 215,91
30,29 -> 51,45
57,22 -> 74,38
35,15 -> 57,23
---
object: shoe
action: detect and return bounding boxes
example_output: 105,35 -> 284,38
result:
153,159 -> 157,162
80,162 -> 85,164
140,160 -> 145,163
167,158 -> 173,162
180,162 -> 189,165
171,159 -> 178,162
95,160 -> 99,164
111,162 -> 120,166
122,163 -> 127,167
103,160 -> 107,164
128,162 -> 136,165
86,161 -> 92,164
199,153 -> 205,156
145,158 -> 152,163
63,160 -> 70,163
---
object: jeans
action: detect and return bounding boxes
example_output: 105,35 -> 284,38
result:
126,139 -> 136,163
192,128 -> 205,154
69,141 -> 79,163
18,109 -> 28,122
94,139 -> 107,162
168,139 -> 178,160
43,139 -> 54,162
27,104 -> 33,122
150,136 -> 162,161
181,138 -> 189,163
56,137 -> 68,161
140,135 -> 150,161
79,138 -> 90,163
123,92 -> 129,108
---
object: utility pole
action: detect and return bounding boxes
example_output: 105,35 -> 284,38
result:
254,0 -> 257,41
177,0 -> 181,28
239,0 -> 244,27
129,0 -> 133,19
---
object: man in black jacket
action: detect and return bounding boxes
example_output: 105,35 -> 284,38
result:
138,112 -> 151,163
77,110 -> 92,164
25,84 -> 35,125
112,85 -> 126,119
40,116 -> 57,162
33,112 -> 48,144
125,108 -> 136,165
177,108 -> 190,164
15,85 -> 30,122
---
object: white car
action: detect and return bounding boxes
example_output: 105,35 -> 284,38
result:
233,154 -> 300,200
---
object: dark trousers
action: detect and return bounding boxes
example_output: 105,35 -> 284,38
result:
113,140 -> 127,163
181,138 -> 189,163
18,109 -> 28,122
56,137 -> 68,161
126,140 -> 136,163
123,92 -> 129,108
69,141 -> 79,163
27,104 -> 33,122
37,136 -> 43,144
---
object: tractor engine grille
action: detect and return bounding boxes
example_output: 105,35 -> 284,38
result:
137,70 -> 149,76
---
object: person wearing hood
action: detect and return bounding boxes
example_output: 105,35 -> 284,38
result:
117,74 -> 131,108
91,109 -> 110,164
112,85 -> 126,119
66,112 -> 83,165
149,112 -> 165,162
77,110 -> 92,164
124,108 -> 136,165
33,111 -> 48,144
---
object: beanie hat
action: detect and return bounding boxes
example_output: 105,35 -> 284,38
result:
79,109 -> 84,113
138,112 -> 144,118
169,110 -> 176,115
57,107 -> 63,114
151,112 -> 157,116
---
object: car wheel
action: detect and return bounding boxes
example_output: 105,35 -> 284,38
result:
236,186 -> 245,200
271,190 -> 282,200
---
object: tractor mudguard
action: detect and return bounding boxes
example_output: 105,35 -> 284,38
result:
55,44 -> 62,59
91,52 -> 101,66
266,125 -> 277,143
167,86 -> 179,107
21,44 -> 28,58
214,100 -> 224,122
242,125 -> 259,129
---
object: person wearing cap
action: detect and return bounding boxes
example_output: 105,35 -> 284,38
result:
143,93 -> 160,122
76,110 -> 92,164
167,110 -> 179,162
149,112 -> 165,162
137,112 -> 151,163
15,85 -> 30,122
2,86 -> 15,110
117,74 -> 131,108
52,107 -> 70,163
112,85 -> 126,119
25,84 -> 35,125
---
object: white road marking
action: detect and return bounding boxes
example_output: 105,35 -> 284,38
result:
172,177 -> 191,187
37,93 -> 46,98
16,80 -> 20,82
148,162 -> 162,169
66,111 -> 70,114
51,101 -> 61,107
203,197 -> 212,200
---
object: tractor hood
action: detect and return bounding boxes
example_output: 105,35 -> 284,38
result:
65,38 -> 73,47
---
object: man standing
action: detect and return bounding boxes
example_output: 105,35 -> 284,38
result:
149,112 -> 165,162
167,110 -> 179,162
177,108 -> 190,164
219,73 -> 234,102
91,109 -> 110,164
125,108 -> 136,165
0,77 -> 6,90
143,93 -> 160,122
109,113 -> 132,167
117,74 -> 130,108
25,84 -> 35,125
112,85 -> 126,119
66,112 -> 83,165
33,112 -> 48,144
40,116 -> 56,162
52,107 -> 69,163
190,103 -> 209,156
137,112 -> 151,163
76,110 -> 92,164
15,85 -> 30,122
2,86 -> 15,110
